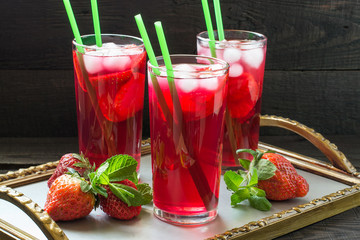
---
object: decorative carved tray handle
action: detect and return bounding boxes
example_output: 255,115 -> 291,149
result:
260,115 -> 359,177
0,186 -> 68,240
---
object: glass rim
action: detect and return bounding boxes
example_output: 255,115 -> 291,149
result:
197,30 -> 267,45
147,54 -> 230,75
72,33 -> 144,50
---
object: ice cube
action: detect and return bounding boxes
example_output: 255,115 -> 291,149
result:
83,51 -> 104,74
229,63 -> 243,77
174,64 -> 196,72
178,79 -> 199,93
103,56 -> 131,72
242,48 -> 264,68
209,63 -> 224,71
223,48 -> 242,64
200,77 -> 218,90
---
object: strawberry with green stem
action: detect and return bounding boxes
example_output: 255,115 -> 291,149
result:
47,153 -> 94,188
44,171 -> 96,221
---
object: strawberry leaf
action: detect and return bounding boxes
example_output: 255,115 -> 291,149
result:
248,195 -> 272,211
80,180 -> 92,193
255,159 -> 276,180
230,188 -> 250,206
224,170 -> 244,192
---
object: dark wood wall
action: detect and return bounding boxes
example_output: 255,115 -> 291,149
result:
1,0 -> 359,138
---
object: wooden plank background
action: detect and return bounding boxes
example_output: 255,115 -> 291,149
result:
0,0 -> 359,137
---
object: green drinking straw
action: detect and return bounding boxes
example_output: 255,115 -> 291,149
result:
213,0 -> 225,41
91,0 -> 102,47
63,0 -> 84,53
134,14 -> 160,75
154,21 -> 174,80
201,0 -> 217,57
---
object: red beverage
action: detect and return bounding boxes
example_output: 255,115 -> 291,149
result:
72,34 -> 145,169
148,55 -> 229,224
197,30 -> 267,167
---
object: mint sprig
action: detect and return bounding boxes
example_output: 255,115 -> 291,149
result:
89,154 -> 153,207
224,149 -> 276,211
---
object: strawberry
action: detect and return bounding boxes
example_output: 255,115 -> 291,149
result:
89,70 -> 145,122
44,174 -> 95,221
99,180 -> 141,220
47,153 -> 92,188
224,149 -> 309,211
73,50 -> 87,92
258,153 -> 309,200
113,72 -> 145,121
227,72 -> 260,122
131,51 -> 147,74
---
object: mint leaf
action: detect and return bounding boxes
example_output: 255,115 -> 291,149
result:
92,183 -> 108,197
136,183 -> 153,205
248,195 -> 272,211
250,187 -> 266,197
96,162 -> 110,185
237,169 -> 247,180
109,183 -> 145,207
238,158 -> 251,170
254,159 -> 276,180
224,170 -> 244,192
248,167 -> 258,187
236,148 -> 257,156
231,188 -> 250,206
105,155 -> 138,182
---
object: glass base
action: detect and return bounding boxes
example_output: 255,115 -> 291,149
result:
153,206 -> 217,225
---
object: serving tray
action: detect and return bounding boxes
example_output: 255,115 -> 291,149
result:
0,115 -> 359,240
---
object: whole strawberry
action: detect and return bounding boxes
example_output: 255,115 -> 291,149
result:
44,174 -> 95,221
99,180 -> 141,220
48,153 -> 92,188
258,153 -> 309,201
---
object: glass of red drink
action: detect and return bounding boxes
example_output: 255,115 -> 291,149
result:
72,34 -> 146,170
197,30 -> 267,168
148,54 -> 229,225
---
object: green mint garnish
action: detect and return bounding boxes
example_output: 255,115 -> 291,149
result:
224,149 -> 276,211
89,154 -> 153,207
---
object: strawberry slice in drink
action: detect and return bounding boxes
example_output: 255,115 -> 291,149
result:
89,70 -> 133,122
73,51 -> 87,92
131,51 -> 147,74
114,72 -> 145,121
227,72 -> 260,122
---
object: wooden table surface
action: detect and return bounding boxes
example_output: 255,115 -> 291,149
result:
0,135 -> 359,239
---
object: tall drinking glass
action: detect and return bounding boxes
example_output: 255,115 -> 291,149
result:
197,30 -> 267,168
72,34 -> 146,170
148,55 -> 229,225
